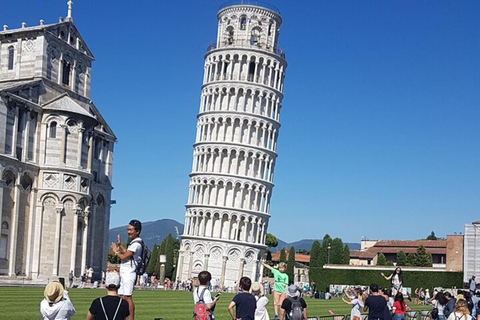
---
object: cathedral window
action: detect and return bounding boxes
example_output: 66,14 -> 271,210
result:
62,60 -> 71,86
0,221 -> 8,259
8,46 -> 14,70
49,121 -> 57,138
240,16 -> 247,30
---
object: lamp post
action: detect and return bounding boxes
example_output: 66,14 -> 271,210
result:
159,254 -> 166,287
327,243 -> 331,265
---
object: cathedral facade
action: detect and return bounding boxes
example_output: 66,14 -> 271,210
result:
0,4 -> 115,280
177,2 -> 287,287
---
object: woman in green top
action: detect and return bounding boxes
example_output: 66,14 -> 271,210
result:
262,261 -> 289,320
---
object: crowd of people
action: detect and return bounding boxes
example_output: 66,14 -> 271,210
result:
38,221 -> 480,320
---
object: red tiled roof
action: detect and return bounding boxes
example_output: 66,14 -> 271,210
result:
351,240 -> 447,260
271,250 -> 310,263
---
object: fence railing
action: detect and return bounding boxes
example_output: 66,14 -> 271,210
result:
305,311 -> 432,320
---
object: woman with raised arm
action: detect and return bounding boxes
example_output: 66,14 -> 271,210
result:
342,287 -> 364,320
381,267 -> 403,296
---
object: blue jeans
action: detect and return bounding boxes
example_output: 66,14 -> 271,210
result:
393,314 -> 405,320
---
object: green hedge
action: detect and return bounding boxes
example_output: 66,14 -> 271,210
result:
311,267 -> 463,292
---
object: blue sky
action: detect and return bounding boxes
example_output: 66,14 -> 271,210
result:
3,1 -> 480,243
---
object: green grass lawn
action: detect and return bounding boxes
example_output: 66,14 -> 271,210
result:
0,287 -> 429,320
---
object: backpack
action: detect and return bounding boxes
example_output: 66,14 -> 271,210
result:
431,307 -> 439,319
288,297 -> 303,320
129,238 -> 151,275
193,287 -> 212,320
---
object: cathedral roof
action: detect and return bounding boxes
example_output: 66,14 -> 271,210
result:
0,79 -> 42,92
43,93 -> 96,120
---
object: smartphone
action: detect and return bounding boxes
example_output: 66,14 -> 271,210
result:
214,293 -> 221,298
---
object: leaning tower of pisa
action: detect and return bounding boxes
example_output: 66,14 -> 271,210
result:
177,2 -> 287,288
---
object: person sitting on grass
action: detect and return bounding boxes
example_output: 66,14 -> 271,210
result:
40,281 -> 75,320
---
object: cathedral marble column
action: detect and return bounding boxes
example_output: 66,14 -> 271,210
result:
52,204 -> 64,276
24,186 -> 38,278
7,183 -> 21,277
80,207 -> 90,275
70,206 -> 80,274
219,255 -> 228,289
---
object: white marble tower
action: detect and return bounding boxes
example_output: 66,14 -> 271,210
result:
177,2 -> 287,288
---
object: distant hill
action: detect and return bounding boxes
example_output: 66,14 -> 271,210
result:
108,219 -> 360,252
108,219 -> 184,249
270,239 -> 361,252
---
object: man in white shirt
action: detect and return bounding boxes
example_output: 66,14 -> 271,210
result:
110,219 -> 143,320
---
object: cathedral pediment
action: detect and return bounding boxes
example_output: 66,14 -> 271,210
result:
42,93 -> 96,120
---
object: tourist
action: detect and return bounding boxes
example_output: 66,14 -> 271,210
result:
40,281 -> 75,320
252,281 -> 269,320
381,267 -> 403,296
228,276 -> 256,320
364,283 -> 387,320
392,292 -> 409,320
469,276 -> 477,294
342,287 -> 364,320
431,291 -> 448,320
444,292 -> 456,318
86,271 -> 129,320
68,270 -> 74,288
193,271 -> 219,319
280,284 -> 307,320
110,219 -> 143,320
261,261 -> 288,320
447,299 -> 472,320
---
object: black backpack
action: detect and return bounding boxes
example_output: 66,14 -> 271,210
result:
129,238 -> 151,275
288,297 -> 303,320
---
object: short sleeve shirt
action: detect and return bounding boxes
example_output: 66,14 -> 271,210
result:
120,238 -> 142,273
193,286 -> 213,304
365,295 -> 387,319
232,292 -> 256,320
271,268 -> 289,293
89,296 -> 129,320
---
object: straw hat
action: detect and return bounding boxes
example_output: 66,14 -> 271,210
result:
251,282 -> 264,295
44,281 -> 64,303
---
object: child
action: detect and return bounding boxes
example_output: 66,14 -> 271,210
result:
228,277 -> 256,320
262,261 -> 289,320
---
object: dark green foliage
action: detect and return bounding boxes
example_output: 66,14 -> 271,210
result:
406,253 -> 415,266
146,234 -> 180,278
377,253 -> 387,266
413,246 -> 432,267
330,238 -> 344,264
396,251 -> 407,266
320,234 -> 332,266
309,240 -> 322,286
280,248 -> 287,263
342,244 -> 351,264
298,249 -> 310,255
314,268 -> 463,292
266,233 -> 278,248
107,251 -> 120,264
286,246 -> 295,284
426,231 -> 438,240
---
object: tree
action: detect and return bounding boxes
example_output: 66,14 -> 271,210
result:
406,253 -> 415,266
280,248 -> 287,263
266,233 -> 278,248
320,234 -> 332,266
396,251 -> 407,266
286,246 -> 295,284
342,244 -> 351,264
309,241 -> 322,285
146,244 -> 160,275
377,253 -> 387,266
297,249 -> 310,255
413,246 -> 432,267
426,231 -> 438,240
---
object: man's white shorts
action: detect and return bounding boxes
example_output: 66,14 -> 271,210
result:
118,270 -> 136,296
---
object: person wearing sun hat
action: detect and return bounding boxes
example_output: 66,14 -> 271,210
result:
280,284 -> 308,320
40,281 -> 75,319
252,281 -> 270,320
86,271 -> 130,320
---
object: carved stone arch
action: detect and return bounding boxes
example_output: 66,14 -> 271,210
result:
47,44 -> 60,61
63,52 -> 74,65
75,59 -> 86,74
244,249 -> 256,264
183,241 -> 192,252
228,247 -> 241,262
2,169 -> 16,188
18,173 -> 32,191
210,246 -> 224,259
